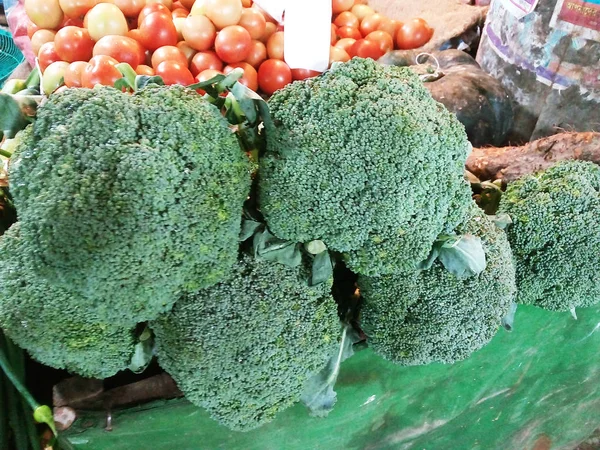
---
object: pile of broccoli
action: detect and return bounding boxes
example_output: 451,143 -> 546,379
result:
498,160 -> 600,312
1,57 -> 597,433
259,58 -> 473,276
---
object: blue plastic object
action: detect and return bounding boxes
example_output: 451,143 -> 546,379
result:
0,29 -> 25,87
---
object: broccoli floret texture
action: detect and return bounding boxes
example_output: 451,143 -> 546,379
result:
358,205 -> 516,365
152,253 -> 340,431
498,160 -> 600,311
0,224 -> 136,378
9,86 -> 251,325
259,58 -> 472,276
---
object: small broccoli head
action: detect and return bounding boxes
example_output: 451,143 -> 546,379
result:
0,224 -> 136,378
10,85 -> 251,325
152,253 -> 340,432
358,205 -> 516,365
498,160 -> 600,311
259,57 -> 472,276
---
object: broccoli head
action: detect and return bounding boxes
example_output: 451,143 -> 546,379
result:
259,57 -> 472,276
498,160 -> 600,311
9,85 -> 251,325
358,205 -> 516,365
0,224 -> 136,378
152,253 -> 340,432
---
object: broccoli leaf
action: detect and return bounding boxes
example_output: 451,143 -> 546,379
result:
501,302 -> 518,331
253,228 -> 302,267
128,327 -> 154,374
0,94 -> 30,139
240,219 -> 264,242
438,234 -> 486,279
300,325 -> 357,417
310,251 -> 333,287
490,213 -> 512,230
134,75 -> 165,91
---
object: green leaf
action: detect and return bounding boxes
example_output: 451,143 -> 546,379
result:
490,213 -> 512,230
501,302 -> 518,332
0,94 -> 30,139
113,78 -> 133,92
438,234 -> 486,279
253,229 -> 302,267
25,68 -> 41,90
416,244 -> 441,270
240,219 -> 263,242
188,74 -> 226,98
128,338 -> 154,375
310,251 -> 333,286
33,405 -> 57,436
230,82 -> 259,124
300,325 -> 358,417
116,63 -> 137,90
215,69 -> 244,93
304,240 -> 327,255
134,75 -> 165,91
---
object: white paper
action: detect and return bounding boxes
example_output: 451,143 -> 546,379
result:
284,0 -> 331,72
253,0 -> 285,23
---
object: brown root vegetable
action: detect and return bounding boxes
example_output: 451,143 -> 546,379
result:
466,132 -> 600,182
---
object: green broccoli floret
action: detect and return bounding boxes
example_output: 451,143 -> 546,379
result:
152,253 -> 340,432
498,160 -> 600,311
0,224 -> 136,378
358,205 -> 516,365
259,57 -> 472,276
9,85 -> 251,325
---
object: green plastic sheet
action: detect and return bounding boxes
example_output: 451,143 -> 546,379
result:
65,304 -> 600,449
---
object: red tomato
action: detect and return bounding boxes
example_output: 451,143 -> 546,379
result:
224,62 -> 258,91
135,64 -> 154,75
260,21 -> 277,43
105,0 -> 146,17
291,68 -> 320,81
27,21 -> 41,40
328,46 -> 350,66
334,38 -> 356,53
332,0 -> 353,14
93,35 -> 145,68
151,45 -> 188,68
30,29 -> 56,56
391,19 -> 403,35
137,3 -> 170,26
147,0 -> 172,9
25,0 -> 64,29
179,0 -> 194,8
238,8 -> 266,40
348,39 -> 384,59
190,50 -> 223,77
63,61 -> 89,87
182,14 -> 216,51
360,13 -> 394,37
330,24 -> 338,45
54,26 -> 94,63
337,26 -> 361,40
196,68 -> 223,83
395,18 -> 434,49
139,12 -> 178,52
244,40 -> 267,68
257,59 -> 291,95
215,25 -> 252,64
333,11 -> 359,29
59,0 -> 97,19
266,31 -> 284,60
61,16 -> 85,28
155,60 -> 195,85
171,7 -> 189,19
81,55 -> 122,88
365,30 -> 394,54
38,42 -> 62,73
241,0 -> 252,6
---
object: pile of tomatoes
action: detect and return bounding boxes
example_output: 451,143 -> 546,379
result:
24,0 -> 433,96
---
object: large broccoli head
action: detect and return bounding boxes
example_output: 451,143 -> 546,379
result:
358,205 -> 516,365
0,224 -> 136,378
259,57 -> 472,276
9,86 -> 251,325
152,253 -> 340,432
498,160 -> 600,311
